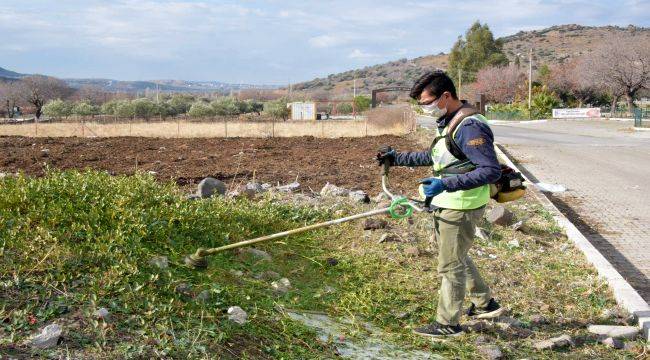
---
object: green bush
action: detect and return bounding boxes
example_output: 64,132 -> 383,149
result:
131,98 -> 157,119
100,100 -> 120,115
114,100 -> 136,118
188,101 -> 216,117
43,99 -> 73,118
72,101 -> 99,116
210,97 -> 240,116
531,89 -> 560,119
353,95 -> 371,112
168,94 -> 195,115
263,97 -> 289,120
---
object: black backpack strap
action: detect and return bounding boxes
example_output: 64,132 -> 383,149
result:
443,105 -> 478,161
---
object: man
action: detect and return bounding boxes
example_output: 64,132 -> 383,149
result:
377,70 -> 505,337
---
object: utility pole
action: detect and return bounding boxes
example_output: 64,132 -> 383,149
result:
156,83 -> 159,103
528,48 -> 533,110
353,78 -> 356,98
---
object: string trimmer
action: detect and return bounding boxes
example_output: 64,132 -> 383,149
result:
184,146 -> 435,269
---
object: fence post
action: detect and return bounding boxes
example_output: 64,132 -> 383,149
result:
365,118 -> 368,137
225,119 -> 228,138
177,119 -> 180,137
272,118 -> 275,138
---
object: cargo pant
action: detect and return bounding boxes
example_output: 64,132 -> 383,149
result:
434,207 -> 492,326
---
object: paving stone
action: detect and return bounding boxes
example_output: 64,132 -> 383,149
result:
532,334 -> 573,350
587,325 -> 639,339
599,336 -> 624,349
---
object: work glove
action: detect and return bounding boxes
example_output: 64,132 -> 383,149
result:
376,145 -> 396,166
419,177 -> 446,198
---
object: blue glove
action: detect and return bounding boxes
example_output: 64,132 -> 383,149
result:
420,177 -> 446,197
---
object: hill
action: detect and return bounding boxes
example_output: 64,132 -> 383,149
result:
293,24 -> 650,96
0,66 -> 26,79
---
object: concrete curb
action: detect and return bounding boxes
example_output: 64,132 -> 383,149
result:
494,144 -> 650,342
633,127 -> 650,132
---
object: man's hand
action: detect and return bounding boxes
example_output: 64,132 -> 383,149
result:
376,146 -> 396,166
420,177 -> 446,197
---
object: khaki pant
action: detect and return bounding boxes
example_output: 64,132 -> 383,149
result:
434,207 -> 491,326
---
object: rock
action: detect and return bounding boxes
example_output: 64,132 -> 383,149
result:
271,278 -> 291,294
475,227 -> 489,240
148,256 -> 169,269
363,218 -> 388,230
348,190 -> 370,203
404,246 -> 420,257
175,283 -> 192,295
478,344 -> 503,360
186,194 -> 202,201
227,306 -> 248,325
147,170 -> 157,175
276,181 -> 300,193
196,290 -> 211,302
507,239 -> 520,248
474,335 -> 490,345
377,233 -> 400,243
254,270 -> 280,280
464,320 -> 492,332
373,192 -> 390,203
261,183 -> 272,191
95,307 -> 110,320
529,314 -> 548,325
532,334 -> 573,350
323,285 -> 336,294
30,324 -> 62,349
320,183 -> 349,197
243,248 -> 271,261
497,316 -> 522,328
559,243 -> 570,252
485,205 -> 515,227
245,182 -> 265,193
326,257 -> 338,266
229,269 -> 244,277
197,177 -> 226,198
600,336 -> 625,349
600,307 -> 633,322
587,325 -> 639,339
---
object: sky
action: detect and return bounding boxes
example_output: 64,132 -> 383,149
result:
1,0 -> 648,84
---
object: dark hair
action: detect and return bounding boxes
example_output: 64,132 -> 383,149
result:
409,70 -> 458,100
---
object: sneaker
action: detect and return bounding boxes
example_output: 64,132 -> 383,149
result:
412,322 -> 464,338
466,298 -> 505,319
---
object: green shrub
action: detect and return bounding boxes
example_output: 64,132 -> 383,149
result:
336,103 -> 353,114
131,98 -> 157,119
72,101 -> 99,116
263,97 -> 289,120
210,97 -> 240,116
353,95 -> 371,112
188,101 -> 216,117
114,100 -> 136,118
43,99 -> 72,118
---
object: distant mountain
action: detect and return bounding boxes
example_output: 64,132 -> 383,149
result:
293,24 -> 650,96
0,67 -> 279,93
0,66 -> 26,79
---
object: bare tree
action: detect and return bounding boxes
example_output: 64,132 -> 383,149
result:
473,64 -> 526,103
548,59 -> 605,107
582,35 -> 650,112
19,75 -> 74,119
0,80 -> 23,118
72,85 -> 109,105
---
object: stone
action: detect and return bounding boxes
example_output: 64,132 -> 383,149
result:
404,246 -> 420,257
497,316 -> 522,328
529,314 -> 548,325
261,183 -> 272,190
475,227 -> 489,241
348,190 -> 370,203
485,205 -> 515,227
197,177 -> 226,198
600,337 -> 624,349
559,243 -> 570,252
95,307 -> 109,320
507,239 -> 520,248
245,182 -> 265,193
271,278 -> 291,294
30,324 -> 62,349
363,218 -> 388,230
253,270 -> 280,280
474,335 -> 490,345
276,182 -> 300,193
175,283 -> 192,295
148,256 -> 169,269
464,320 -> 492,332
377,233 -> 400,243
587,325 -> 639,339
477,344 -> 503,360
186,194 -> 201,201
227,306 -> 248,325
532,334 -> 573,350
323,285 -> 336,294
196,290 -> 211,302
229,269 -> 244,277
326,257 -> 338,266
320,183 -> 349,197
243,248 -> 271,261
373,192 -> 390,203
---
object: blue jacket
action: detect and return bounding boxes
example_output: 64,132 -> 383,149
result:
394,108 -> 501,192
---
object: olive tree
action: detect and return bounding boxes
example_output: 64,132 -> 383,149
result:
43,99 -> 73,119
20,75 -> 73,119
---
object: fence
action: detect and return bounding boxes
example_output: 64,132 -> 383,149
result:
0,109 -> 416,138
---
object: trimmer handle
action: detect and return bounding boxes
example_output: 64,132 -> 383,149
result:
378,145 -> 393,176
423,196 -> 434,213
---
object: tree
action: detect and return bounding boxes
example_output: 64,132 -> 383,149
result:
188,102 -> 216,117
168,94 -> 194,115
448,21 -> 508,83
131,98 -> 156,119
210,97 -> 240,116
264,98 -> 289,120
20,75 -> 73,119
548,59 -> 606,107
0,81 -> 23,118
537,64 -> 551,85
353,95 -> 371,112
473,64 -> 526,103
114,100 -> 136,118
72,101 -> 99,116
43,99 -> 73,118
582,35 -> 650,112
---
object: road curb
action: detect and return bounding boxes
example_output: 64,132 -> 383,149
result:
494,144 -> 650,342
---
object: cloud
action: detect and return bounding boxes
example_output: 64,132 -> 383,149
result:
348,49 -> 378,59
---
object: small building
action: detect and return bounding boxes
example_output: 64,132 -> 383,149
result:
288,102 -> 316,121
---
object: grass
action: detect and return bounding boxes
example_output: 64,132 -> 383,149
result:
0,171 -> 646,359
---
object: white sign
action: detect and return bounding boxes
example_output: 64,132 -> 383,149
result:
552,108 -> 601,118
289,102 -> 316,120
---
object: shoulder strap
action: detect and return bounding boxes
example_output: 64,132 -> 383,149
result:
444,105 -> 478,161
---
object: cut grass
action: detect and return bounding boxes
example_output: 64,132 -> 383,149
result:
0,171 -> 645,359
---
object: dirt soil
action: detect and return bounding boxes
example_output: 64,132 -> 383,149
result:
0,136 -> 430,196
